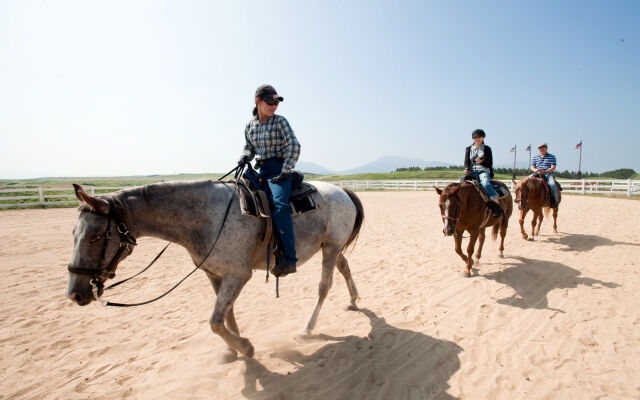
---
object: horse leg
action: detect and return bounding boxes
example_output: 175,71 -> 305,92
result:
335,253 -> 360,311
498,221 -> 508,258
474,228 -> 486,265
453,231 -> 468,265
535,210 -> 544,236
530,210 -> 539,239
519,209 -> 529,240
552,207 -> 558,233
465,230 -> 479,277
209,273 -> 254,359
207,274 -> 242,363
302,244 -> 340,336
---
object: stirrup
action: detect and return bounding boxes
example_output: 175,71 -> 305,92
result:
489,202 -> 503,217
270,263 -> 297,278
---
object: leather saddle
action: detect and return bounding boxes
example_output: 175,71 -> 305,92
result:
461,175 -> 509,203
236,169 -> 319,219
530,173 -> 561,207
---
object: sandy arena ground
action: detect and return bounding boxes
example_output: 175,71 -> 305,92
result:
1,191 -> 639,399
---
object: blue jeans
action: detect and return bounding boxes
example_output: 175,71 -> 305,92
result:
542,173 -> 558,203
258,158 -> 297,264
469,170 -> 498,200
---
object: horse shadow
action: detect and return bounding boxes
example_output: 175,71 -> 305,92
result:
482,256 -> 619,312
241,308 -> 463,400
545,233 -> 640,252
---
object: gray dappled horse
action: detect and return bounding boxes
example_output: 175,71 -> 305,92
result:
66,180 -> 364,362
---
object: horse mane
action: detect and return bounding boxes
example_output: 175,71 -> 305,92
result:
443,183 -> 460,195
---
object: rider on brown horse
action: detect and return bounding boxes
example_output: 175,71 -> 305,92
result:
463,129 -> 503,217
530,143 -> 559,208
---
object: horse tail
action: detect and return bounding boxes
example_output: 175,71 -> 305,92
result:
342,187 -> 365,252
491,223 -> 499,240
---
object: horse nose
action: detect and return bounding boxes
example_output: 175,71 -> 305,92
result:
67,291 -> 83,305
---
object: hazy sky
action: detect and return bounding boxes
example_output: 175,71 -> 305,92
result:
1,0 -> 638,178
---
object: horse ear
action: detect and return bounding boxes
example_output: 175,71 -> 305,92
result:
511,179 -> 517,185
73,184 -> 110,214
434,187 -> 442,195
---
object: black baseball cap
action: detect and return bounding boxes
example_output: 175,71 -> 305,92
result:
471,129 -> 486,138
255,84 -> 284,101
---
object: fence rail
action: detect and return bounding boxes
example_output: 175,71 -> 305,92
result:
334,179 -> 640,197
1,179 -> 639,209
0,186 -> 136,209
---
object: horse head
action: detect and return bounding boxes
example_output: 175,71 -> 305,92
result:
66,184 -> 136,306
512,178 -> 529,210
435,185 -> 461,236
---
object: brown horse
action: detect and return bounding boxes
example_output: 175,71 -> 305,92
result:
512,176 -> 561,240
435,181 -> 513,276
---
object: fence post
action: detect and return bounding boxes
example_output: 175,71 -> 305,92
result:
628,179 -> 632,197
90,186 -> 95,195
38,187 -> 44,205
581,179 -> 585,194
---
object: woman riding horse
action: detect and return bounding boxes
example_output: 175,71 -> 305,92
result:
463,129 -> 503,217
238,84 -> 301,278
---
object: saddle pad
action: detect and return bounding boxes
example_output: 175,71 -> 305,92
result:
491,181 -> 510,198
464,180 -> 509,202
291,182 -> 317,200
237,179 -> 319,217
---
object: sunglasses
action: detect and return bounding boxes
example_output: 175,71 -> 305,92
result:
263,98 -> 280,106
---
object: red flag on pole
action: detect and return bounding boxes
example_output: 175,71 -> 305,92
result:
575,141 -> 582,149
524,145 -> 531,151
509,146 -> 516,152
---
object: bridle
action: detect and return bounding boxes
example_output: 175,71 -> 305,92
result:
440,196 -> 461,223
67,164 -> 244,307
67,207 -> 137,299
515,178 -> 531,210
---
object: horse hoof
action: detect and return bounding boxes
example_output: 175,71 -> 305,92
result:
499,252 -> 504,258
219,349 -> 238,364
522,235 -> 528,240
239,339 -> 254,358
296,331 -> 313,341
345,303 -> 359,311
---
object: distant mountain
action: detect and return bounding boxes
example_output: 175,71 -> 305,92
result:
295,161 -> 334,175
297,155 -> 452,175
336,155 -> 451,175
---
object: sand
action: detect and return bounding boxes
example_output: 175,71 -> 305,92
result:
1,191 -> 639,399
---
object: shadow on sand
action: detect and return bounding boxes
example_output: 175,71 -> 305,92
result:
482,256 -> 619,312
241,308 -> 462,400
545,233 -> 640,252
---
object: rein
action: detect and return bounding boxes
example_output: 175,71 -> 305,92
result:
69,165 -> 244,307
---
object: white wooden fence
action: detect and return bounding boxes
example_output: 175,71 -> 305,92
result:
334,179 -> 640,197
0,186 -> 130,209
1,179 -> 639,209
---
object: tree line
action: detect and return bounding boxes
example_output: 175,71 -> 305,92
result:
395,166 -> 637,179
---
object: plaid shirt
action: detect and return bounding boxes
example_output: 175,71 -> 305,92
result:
242,114 -> 301,173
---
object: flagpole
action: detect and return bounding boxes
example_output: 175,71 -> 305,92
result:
512,144 -> 517,180
528,144 -> 531,171
577,140 -> 582,179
